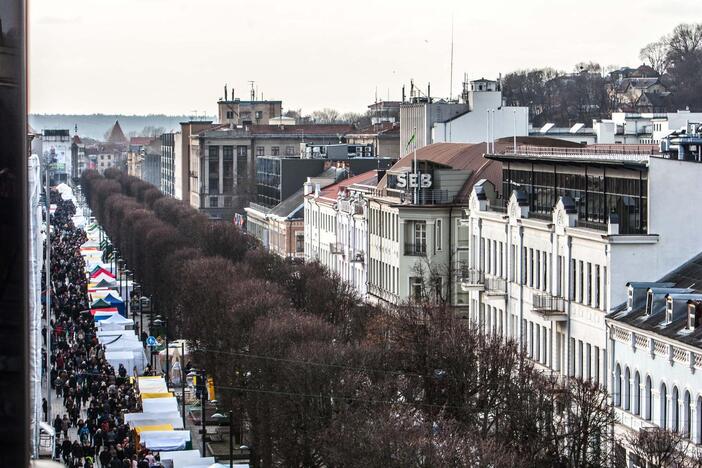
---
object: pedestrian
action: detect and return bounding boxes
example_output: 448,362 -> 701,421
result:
42,397 -> 48,422
53,414 -> 62,440
62,414 -> 70,439
61,438 -> 72,465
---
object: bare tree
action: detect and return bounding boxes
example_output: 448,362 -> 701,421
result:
627,427 -> 688,468
640,39 -> 670,75
311,108 -> 340,123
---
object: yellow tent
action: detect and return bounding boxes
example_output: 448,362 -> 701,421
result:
141,392 -> 174,399
134,424 -> 173,434
134,423 -> 174,447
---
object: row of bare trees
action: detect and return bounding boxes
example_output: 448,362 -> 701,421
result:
81,169 -> 697,467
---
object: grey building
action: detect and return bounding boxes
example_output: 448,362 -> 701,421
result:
400,99 -> 468,154
160,132 -> 175,197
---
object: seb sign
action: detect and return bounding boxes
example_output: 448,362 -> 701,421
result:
396,172 -> 432,189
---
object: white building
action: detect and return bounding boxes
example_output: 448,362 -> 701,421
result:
607,266 -> 702,461
42,129 -> 71,183
461,144 -> 702,383
594,110 -> 702,145
304,171 -> 378,298
432,78 -> 529,145
362,143 -> 507,306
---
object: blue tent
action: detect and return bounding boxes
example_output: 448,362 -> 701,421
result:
103,293 -> 126,317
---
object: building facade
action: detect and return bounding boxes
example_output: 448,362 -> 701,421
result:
217,98 -> 282,126
42,129 -> 71,183
607,256 -> 702,463
304,171 -> 378,298
461,144 -> 702,386
160,132 -> 175,197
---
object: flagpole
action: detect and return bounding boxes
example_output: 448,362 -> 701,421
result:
413,126 -> 417,205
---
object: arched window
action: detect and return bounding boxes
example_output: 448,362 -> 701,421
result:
684,391 -> 692,438
624,367 -> 631,411
672,386 -> 680,433
634,371 -> 641,415
661,383 -> 668,429
615,364 -> 622,407
645,376 -> 652,420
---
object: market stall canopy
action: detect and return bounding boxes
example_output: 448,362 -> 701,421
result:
90,298 -> 112,309
138,376 -> 169,394
90,267 -> 115,279
139,430 -> 190,451
135,424 -> 174,434
161,450 -> 214,468
92,308 -> 119,319
124,412 -> 184,429
98,313 -> 132,326
142,397 -> 178,413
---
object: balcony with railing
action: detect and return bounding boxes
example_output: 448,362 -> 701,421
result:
485,276 -> 507,296
532,292 -> 567,321
499,145 -> 653,164
404,242 -> 427,256
460,268 -> 484,292
348,250 -> 365,263
329,242 -> 343,255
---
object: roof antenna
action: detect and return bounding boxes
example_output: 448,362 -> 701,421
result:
249,81 -> 255,101
449,15 -> 454,101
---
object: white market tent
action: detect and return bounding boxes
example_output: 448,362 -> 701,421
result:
138,376 -> 169,394
142,397 -> 178,413
139,430 -> 191,451
124,411 -> 184,429
105,350 -> 147,374
161,450 -> 214,468
98,314 -> 134,330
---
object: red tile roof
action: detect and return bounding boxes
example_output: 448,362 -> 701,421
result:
317,170 -> 378,202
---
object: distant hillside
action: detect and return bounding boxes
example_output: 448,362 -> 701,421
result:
29,114 -> 216,140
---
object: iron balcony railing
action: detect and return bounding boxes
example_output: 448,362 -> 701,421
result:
485,276 -> 507,294
404,242 -> 427,256
460,268 -> 485,286
501,145 -> 654,162
533,293 -> 566,314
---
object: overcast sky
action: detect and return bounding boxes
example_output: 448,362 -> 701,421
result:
29,0 -> 700,116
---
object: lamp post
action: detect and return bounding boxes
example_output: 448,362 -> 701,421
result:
153,317 -> 168,385
188,369 -> 208,456
181,342 -> 186,428
228,409 -> 233,468
123,269 -> 131,318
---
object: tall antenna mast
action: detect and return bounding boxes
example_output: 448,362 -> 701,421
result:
449,15 -> 454,101
248,81 -> 255,101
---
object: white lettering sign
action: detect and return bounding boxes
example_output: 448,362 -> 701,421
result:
397,173 -> 432,189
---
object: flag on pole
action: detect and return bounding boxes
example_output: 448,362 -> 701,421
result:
405,132 -> 416,153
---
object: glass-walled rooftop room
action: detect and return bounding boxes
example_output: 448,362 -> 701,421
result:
501,162 -> 648,235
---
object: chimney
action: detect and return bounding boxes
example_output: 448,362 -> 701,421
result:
315,183 -> 321,197
377,169 -> 386,182
303,178 -> 314,195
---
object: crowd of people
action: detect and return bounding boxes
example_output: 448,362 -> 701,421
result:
45,192 -> 163,468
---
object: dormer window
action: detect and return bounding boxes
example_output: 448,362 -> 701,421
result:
665,298 -> 673,324
688,304 -> 696,330
627,287 -> 634,310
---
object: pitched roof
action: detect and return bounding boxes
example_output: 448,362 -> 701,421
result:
106,120 -> 129,144
269,189 -> 305,219
608,252 -> 702,347
318,170 -> 378,201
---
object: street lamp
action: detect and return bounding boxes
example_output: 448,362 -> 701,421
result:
123,269 -> 131,318
187,369 -> 208,456
153,317 -> 169,385
211,411 -> 235,468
